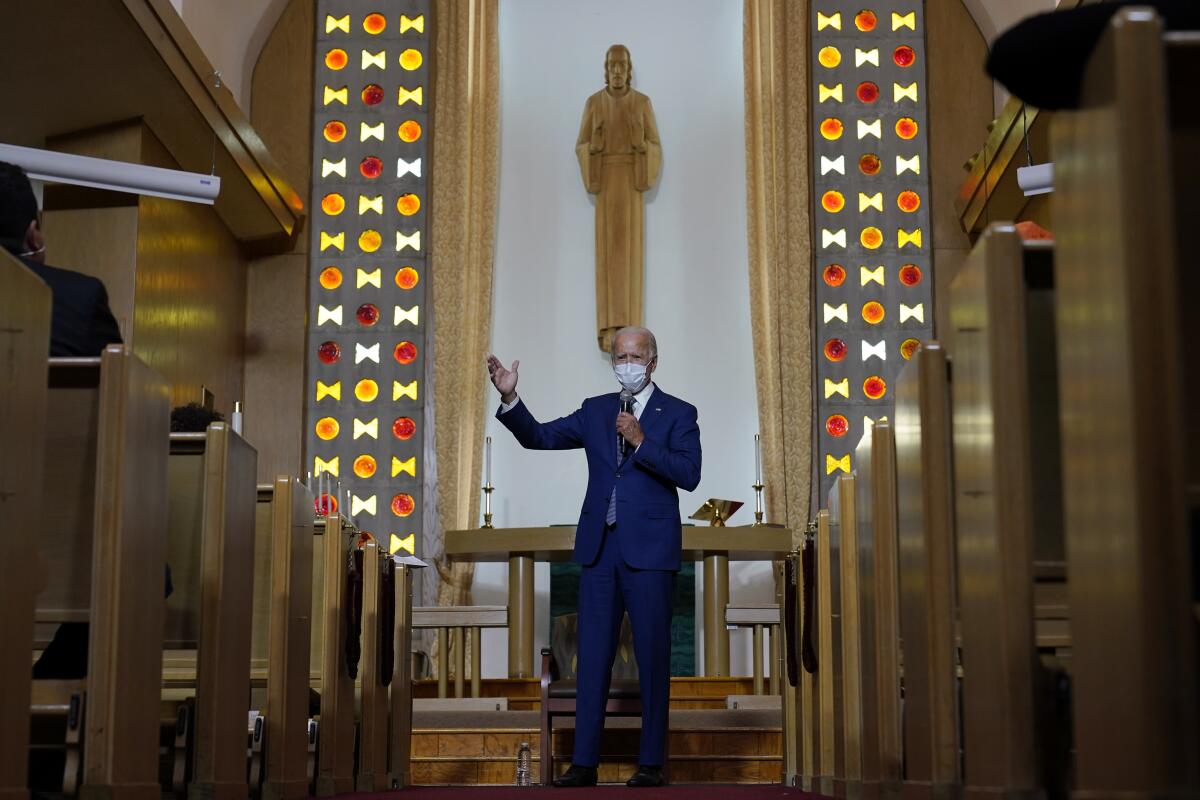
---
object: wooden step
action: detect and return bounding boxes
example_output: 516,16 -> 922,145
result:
411,676 -> 766,711
410,708 -> 782,786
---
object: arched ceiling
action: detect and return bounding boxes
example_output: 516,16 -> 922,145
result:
960,0 -> 1059,45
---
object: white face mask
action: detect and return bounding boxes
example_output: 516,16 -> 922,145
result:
613,362 -> 649,393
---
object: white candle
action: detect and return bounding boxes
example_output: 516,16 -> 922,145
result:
754,434 -> 762,484
486,435 -> 492,485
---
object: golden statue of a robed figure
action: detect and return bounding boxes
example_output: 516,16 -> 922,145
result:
576,44 -> 662,352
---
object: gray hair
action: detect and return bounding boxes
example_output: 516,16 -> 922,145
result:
611,326 -> 657,362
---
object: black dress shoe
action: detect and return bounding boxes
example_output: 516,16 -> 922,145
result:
553,764 -> 598,787
626,765 -> 664,787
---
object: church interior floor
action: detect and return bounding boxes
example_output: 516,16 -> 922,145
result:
350,785 -> 822,798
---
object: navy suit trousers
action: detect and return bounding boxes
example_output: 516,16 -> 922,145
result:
572,524 -> 675,768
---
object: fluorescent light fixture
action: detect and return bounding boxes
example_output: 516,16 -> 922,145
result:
0,142 -> 220,204
1017,162 -> 1053,196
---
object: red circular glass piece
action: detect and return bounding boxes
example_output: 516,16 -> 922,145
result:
356,304 -> 380,326
863,375 -> 887,399
391,493 -> 415,517
826,414 -> 850,438
823,338 -> 848,362
823,264 -> 846,287
360,157 -> 383,179
859,153 -> 881,175
856,82 -> 879,103
317,341 -> 341,364
894,45 -> 916,67
361,84 -> 385,106
314,493 -> 338,516
394,341 -> 418,364
899,264 -> 923,286
392,417 -> 416,440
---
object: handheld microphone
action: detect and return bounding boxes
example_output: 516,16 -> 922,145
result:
618,389 -> 634,459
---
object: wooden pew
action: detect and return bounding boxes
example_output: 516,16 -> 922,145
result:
893,342 -> 960,797
852,420 -> 903,798
832,473 -> 864,797
949,225 -> 1069,797
34,345 -> 170,800
389,558 -> 417,790
162,424 -> 258,800
357,540 -> 395,792
0,253 -> 51,800
314,512 -> 356,796
1051,8 -> 1199,795
814,505 -> 836,796
260,477 -> 316,800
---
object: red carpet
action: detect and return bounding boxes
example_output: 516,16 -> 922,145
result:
343,786 -> 823,799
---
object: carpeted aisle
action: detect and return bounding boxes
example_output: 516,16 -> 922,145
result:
345,785 -> 825,799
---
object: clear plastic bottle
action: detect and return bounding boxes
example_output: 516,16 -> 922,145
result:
516,740 -> 532,786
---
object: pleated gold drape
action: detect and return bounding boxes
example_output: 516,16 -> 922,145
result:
744,0 -> 813,541
430,0 -> 499,609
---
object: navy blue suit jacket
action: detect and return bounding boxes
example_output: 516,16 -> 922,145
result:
20,258 -> 122,356
496,386 -> 701,571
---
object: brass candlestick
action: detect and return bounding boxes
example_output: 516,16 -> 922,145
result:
482,483 -> 495,529
752,481 -> 765,526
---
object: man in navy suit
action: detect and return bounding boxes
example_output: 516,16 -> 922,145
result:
488,327 -> 701,787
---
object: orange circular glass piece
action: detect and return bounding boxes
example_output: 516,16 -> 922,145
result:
820,118 -> 844,141
363,13 -> 386,34
897,190 -> 921,212
358,229 -> 382,253
315,417 -> 339,440
859,153 -> 881,175
855,10 -> 877,31
899,264 -> 923,286
863,375 -> 887,400
396,267 -> 419,289
860,227 -> 883,249
325,49 -> 348,70
355,379 -> 379,402
896,117 -> 918,140
823,338 -> 848,362
397,194 -> 420,216
862,300 -> 885,324
319,267 -> 342,290
821,191 -> 845,213
353,454 -> 377,478
321,193 -> 345,215
399,48 -> 423,70
398,120 -> 422,142
823,264 -> 846,287
818,46 -> 841,69
323,120 -> 346,143
900,338 -> 921,360
391,493 -> 415,517
826,414 -> 850,438
394,341 -> 418,364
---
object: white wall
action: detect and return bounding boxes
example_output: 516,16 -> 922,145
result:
478,0 -> 773,679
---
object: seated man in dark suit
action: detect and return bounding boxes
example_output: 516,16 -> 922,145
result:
0,161 -> 122,356
1,161 -> 125,680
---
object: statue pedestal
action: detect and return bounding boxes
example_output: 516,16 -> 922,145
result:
444,526 -> 792,678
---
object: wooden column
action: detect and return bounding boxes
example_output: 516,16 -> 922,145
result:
703,553 -> 731,676
507,554 -> 535,678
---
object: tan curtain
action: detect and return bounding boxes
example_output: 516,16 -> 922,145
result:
744,0 -> 813,542
429,0 -> 499,619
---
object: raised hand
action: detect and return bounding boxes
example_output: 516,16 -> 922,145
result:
486,354 -> 520,404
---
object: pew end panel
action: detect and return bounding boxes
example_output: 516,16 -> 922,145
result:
894,343 -> 960,796
262,477 -> 315,800
0,253 -> 52,800
315,514 -> 356,797
1052,9 -> 1199,794
44,346 -> 171,800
